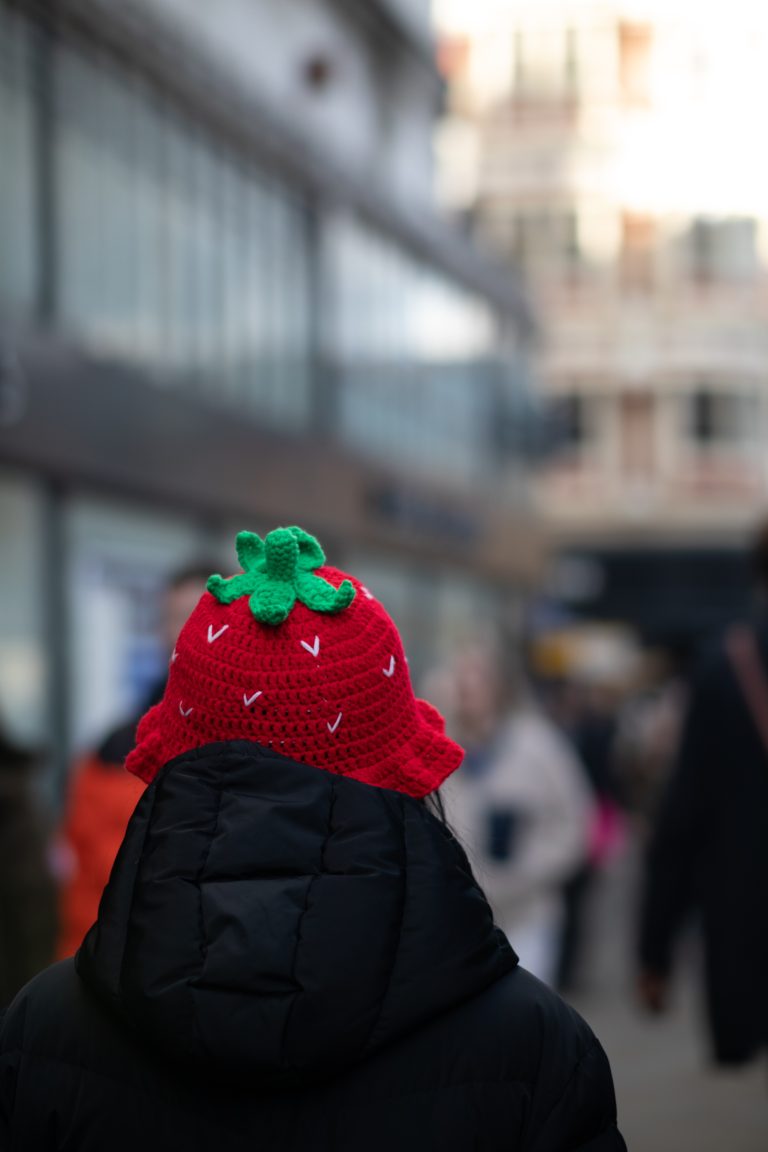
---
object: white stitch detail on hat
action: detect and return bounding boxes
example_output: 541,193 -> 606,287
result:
179,702 -> 193,717
301,635 -> 320,657
170,648 -> 178,663
327,712 -> 342,734
208,624 -> 229,643
361,586 -> 374,600
243,691 -> 262,707
383,655 -> 396,677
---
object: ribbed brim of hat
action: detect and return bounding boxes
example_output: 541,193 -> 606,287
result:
126,695 -> 463,798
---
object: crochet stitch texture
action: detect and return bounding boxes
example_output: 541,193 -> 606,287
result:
126,530 -> 463,798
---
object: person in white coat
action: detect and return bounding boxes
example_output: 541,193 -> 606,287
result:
442,641 -> 593,985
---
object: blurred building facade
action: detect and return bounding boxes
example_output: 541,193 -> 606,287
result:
0,0 -> 535,788
436,0 -> 768,643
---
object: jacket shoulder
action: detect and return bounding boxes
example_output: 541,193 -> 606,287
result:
0,959 -> 152,1103
476,965 -> 603,1076
1,960 -> 108,1060
458,968 -> 625,1150
341,966 -> 624,1150
0,961 -> 205,1151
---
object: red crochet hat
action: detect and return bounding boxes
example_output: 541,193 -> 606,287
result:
126,526 -> 464,798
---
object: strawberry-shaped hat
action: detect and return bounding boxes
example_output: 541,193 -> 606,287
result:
126,526 -> 464,798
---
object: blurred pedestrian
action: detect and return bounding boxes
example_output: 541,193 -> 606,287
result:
444,640 -> 592,986
556,679 -> 626,993
0,719 -> 56,1008
638,520 -> 768,1066
612,647 -> 689,837
56,563 -> 213,958
0,528 -> 626,1150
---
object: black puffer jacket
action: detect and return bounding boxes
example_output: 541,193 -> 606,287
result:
0,742 -> 625,1150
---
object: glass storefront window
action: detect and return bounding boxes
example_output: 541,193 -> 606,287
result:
134,86 -> 168,367
220,161 -> 248,404
53,41 -> 313,428
435,573 -> 503,662
56,50 -> 116,355
163,115 -> 201,381
2,11 -> 521,469
0,7 -> 38,316
0,474 -> 47,748
241,176 -> 270,409
326,214 -> 504,481
270,190 -> 312,428
64,498 -> 212,752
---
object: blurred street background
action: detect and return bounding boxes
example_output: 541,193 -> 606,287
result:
1,0 -> 767,1147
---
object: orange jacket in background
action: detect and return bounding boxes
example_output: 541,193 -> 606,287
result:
56,755 -> 145,959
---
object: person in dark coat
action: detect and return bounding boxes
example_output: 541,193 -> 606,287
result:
638,523 -> 768,1065
0,723 -> 56,1008
0,527 -> 626,1150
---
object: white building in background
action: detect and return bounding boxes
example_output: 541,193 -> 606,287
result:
435,0 -> 768,534
435,0 -> 768,640
0,0 -> 535,788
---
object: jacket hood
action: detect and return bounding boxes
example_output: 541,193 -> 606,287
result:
77,741 -> 516,1085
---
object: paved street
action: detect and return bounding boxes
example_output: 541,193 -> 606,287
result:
569,845 -> 768,1152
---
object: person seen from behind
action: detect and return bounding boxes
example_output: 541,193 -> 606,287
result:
438,639 -> 593,987
55,563 -> 214,959
555,676 -> 626,994
1,528 -> 626,1150
638,519 -> 768,1066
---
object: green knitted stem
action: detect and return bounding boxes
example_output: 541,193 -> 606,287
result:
207,526 -> 356,626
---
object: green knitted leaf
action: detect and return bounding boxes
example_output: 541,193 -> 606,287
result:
206,572 -> 254,605
207,527 -> 355,626
290,526 -> 326,571
235,532 -> 265,572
